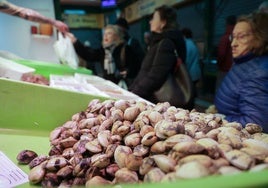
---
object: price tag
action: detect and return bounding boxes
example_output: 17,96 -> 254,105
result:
0,151 -> 29,188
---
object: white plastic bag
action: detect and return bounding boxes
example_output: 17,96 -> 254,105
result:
54,32 -> 79,69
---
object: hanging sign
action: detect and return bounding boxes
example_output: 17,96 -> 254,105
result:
64,14 -> 104,29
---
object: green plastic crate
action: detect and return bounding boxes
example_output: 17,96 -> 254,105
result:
0,78 -> 108,132
15,59 -> 92,79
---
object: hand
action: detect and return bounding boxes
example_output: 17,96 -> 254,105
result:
65,32 -> 77,43
120,70 -> 127,78
53,20 -> 69,33
205,105 -> 218,114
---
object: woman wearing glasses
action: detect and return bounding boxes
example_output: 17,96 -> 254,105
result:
214,12 -> 268,133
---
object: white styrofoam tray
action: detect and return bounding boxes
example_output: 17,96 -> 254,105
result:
0,57 -> 35,80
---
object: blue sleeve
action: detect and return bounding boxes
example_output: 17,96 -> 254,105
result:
226,70 -> 268,132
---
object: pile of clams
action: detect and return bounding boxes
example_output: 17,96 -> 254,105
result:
17,99 -> 268,187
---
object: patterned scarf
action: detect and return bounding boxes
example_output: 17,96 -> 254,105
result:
104,44 -> 116,75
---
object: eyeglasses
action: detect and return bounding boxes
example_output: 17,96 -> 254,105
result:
229,32 -> 253,43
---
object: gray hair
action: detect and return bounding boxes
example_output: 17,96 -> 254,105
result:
238,12 -> 268,55
104,24 -> 124,45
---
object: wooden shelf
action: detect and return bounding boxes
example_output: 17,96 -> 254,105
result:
31,34 -> 51,39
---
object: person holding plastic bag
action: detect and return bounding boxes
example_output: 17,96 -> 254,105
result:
53,32 -> 79,69
65,25 -> 131,87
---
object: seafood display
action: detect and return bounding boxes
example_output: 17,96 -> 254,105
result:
16,99 -> 268,187
21,73 -> 49,85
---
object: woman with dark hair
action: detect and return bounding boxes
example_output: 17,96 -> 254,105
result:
129,5 -> 189,108
214,12 -> 268,132
115,17 -> 145,86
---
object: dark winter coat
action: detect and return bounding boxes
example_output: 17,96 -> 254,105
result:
124,33 -> 145,79
129,29 -> 186,103
73,40 -> 130,84
214,53 -> 268,133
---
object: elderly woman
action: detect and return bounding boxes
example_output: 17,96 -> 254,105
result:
214,12 -> 268,133
129,5 -> 189,108
66,25 -> 129,84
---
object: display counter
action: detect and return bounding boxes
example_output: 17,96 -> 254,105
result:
1,132 -> 268,188
1,78 -> 268,188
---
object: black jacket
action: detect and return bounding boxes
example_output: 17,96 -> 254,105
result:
73,40 -> 130,84
129,29 -> 186,102
124,34 -> 145,79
